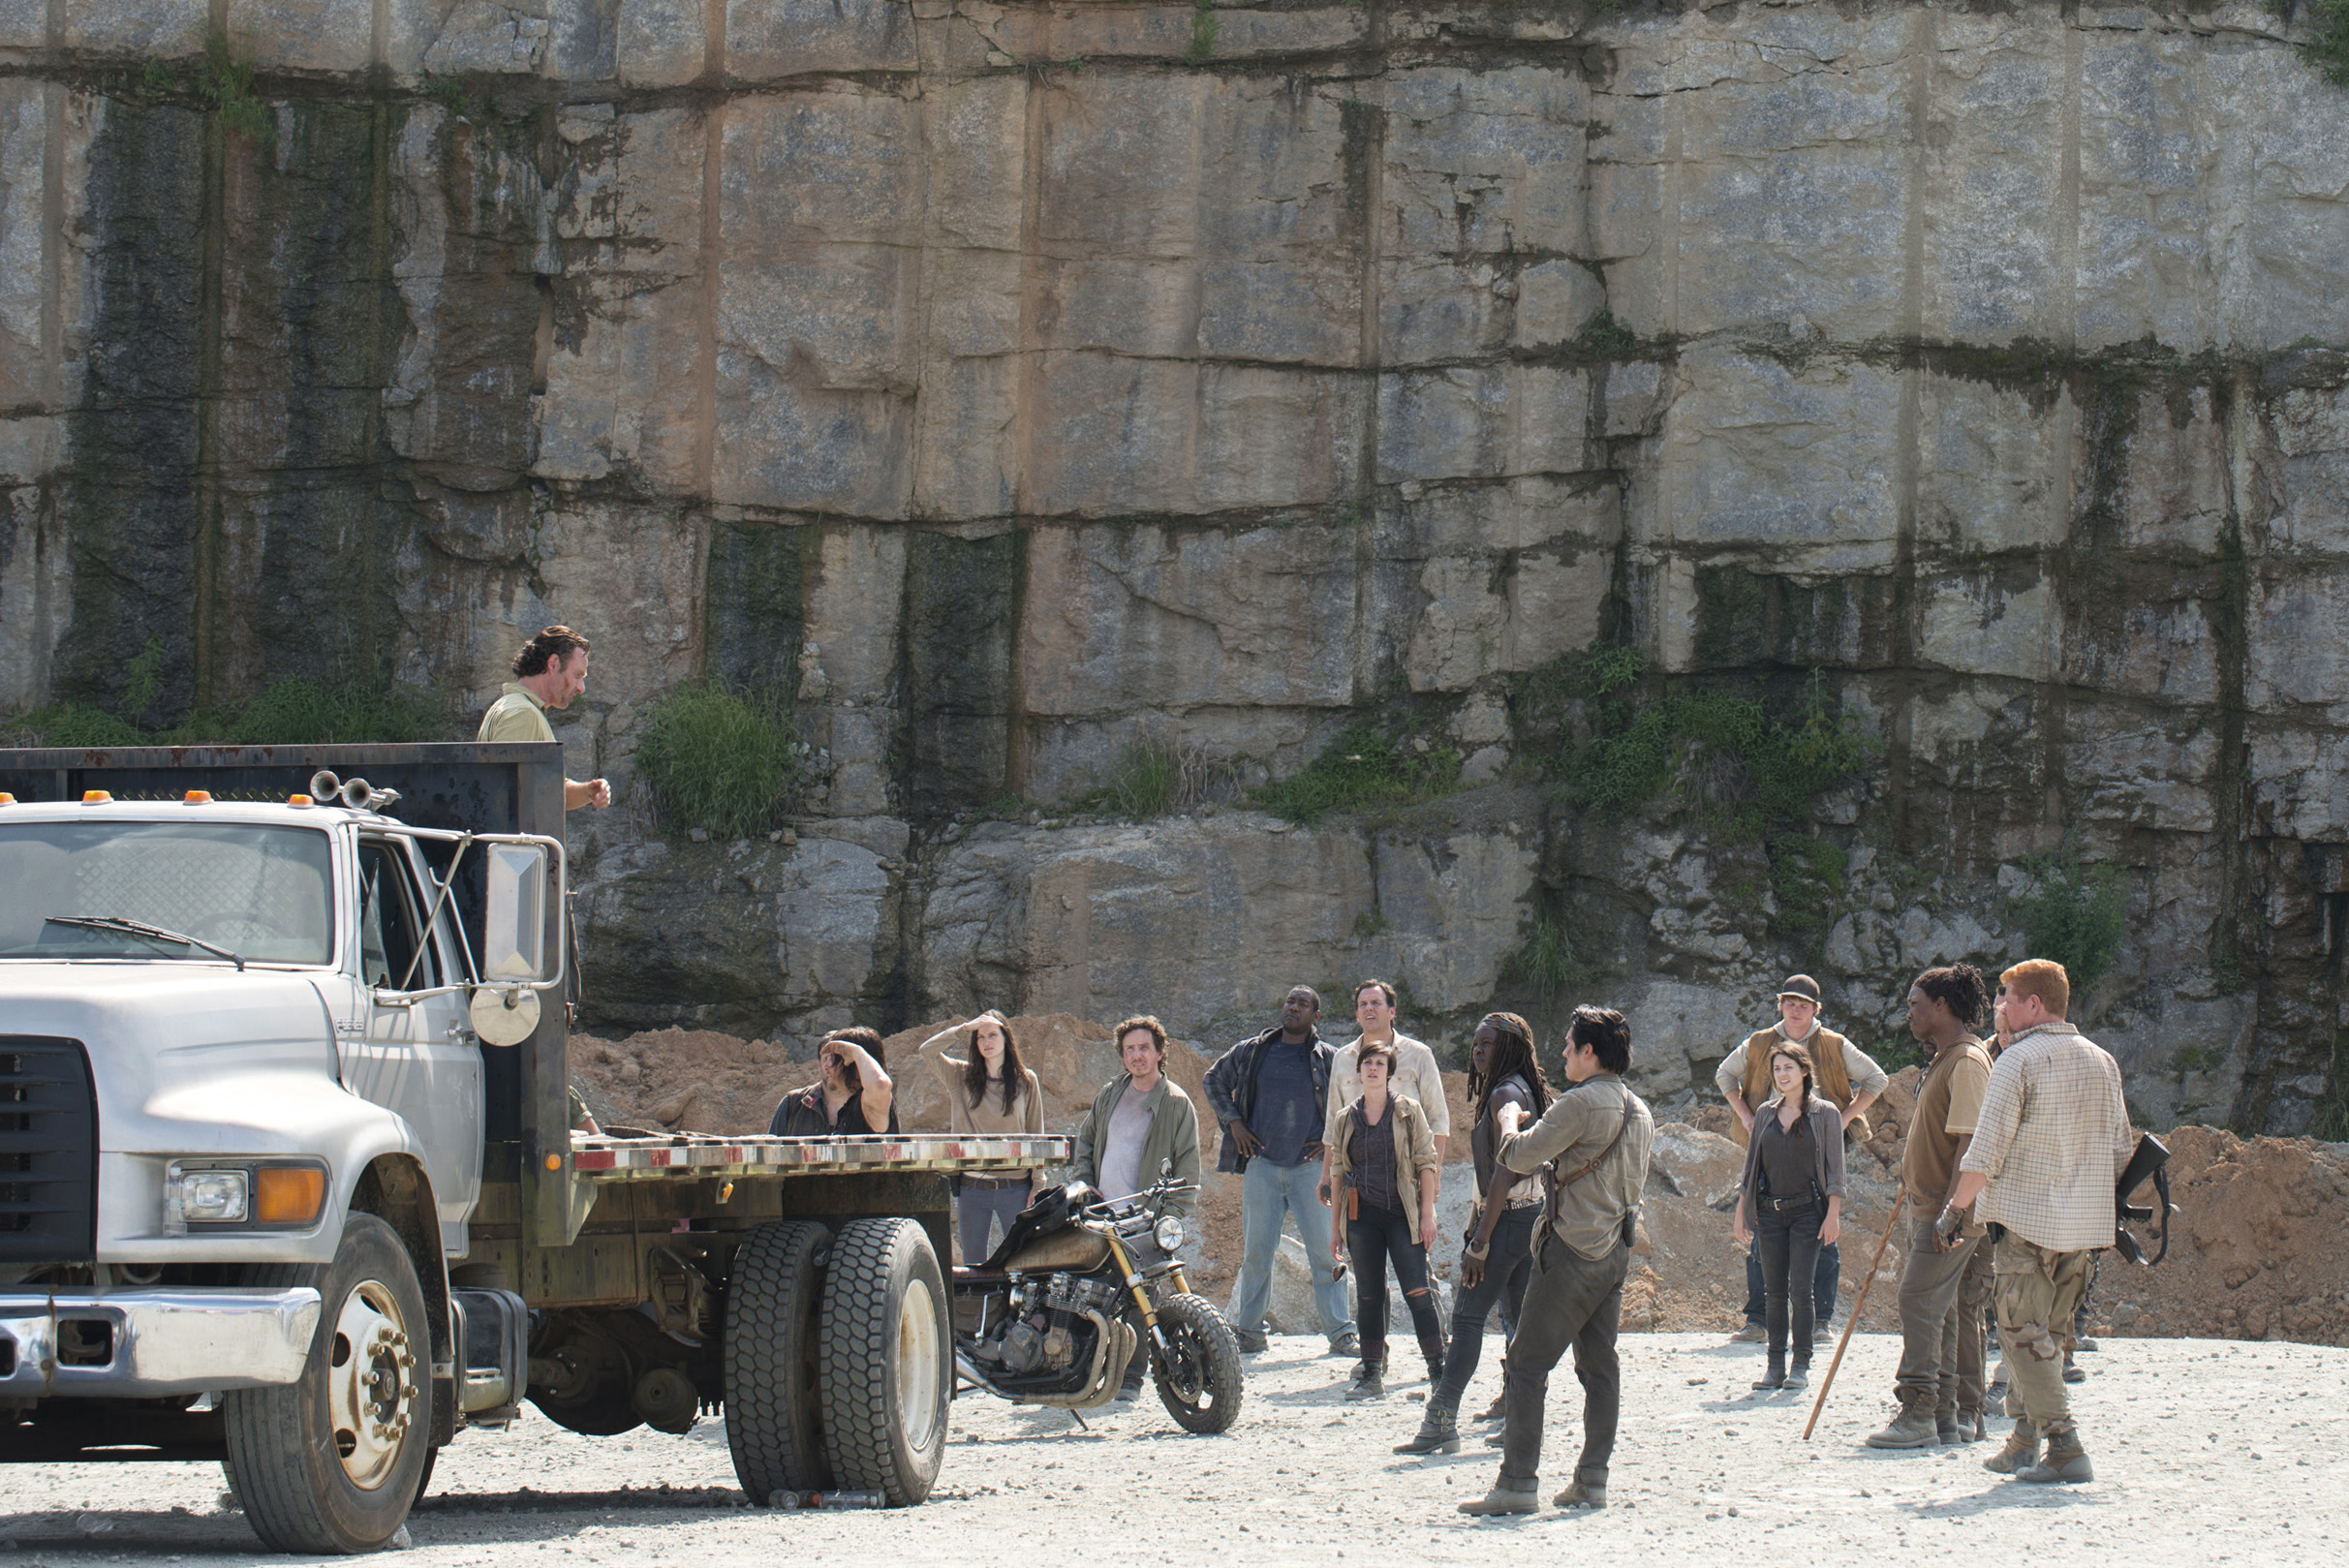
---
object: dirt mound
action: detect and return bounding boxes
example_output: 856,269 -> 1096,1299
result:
570,1029 -> 814,1135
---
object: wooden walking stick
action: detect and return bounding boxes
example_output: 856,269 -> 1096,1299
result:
1802,1191 -> 1905,1439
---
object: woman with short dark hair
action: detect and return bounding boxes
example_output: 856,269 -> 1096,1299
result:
1731,1040 -> 1845,1393
918,1011 -> 1047,1262
1326,1043 -> 1444,1401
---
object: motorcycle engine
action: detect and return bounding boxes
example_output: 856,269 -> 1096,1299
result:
970,1273 -> 1128,1378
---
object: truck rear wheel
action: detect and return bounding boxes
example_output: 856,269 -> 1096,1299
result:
222,1214 -> 431,1553
817,1218 -> 948,1505
725,1219 -> 832,1502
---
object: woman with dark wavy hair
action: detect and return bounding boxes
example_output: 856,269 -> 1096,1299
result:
917,1012 -> 1045,1262
1396,1012 -> 1552,1455
1732,1040 -> 1846,1393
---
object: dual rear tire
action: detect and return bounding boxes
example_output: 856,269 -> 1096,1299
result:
726,1217 -> 949,1506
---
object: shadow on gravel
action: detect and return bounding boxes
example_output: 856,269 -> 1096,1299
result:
1896,1488 -> 2117,1519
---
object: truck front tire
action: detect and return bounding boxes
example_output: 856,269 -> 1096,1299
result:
818,1218 -> 949,1505
223,1214 -> 431,1553
725,1219 -> 832,1502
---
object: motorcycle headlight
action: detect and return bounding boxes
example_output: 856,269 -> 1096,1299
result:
1154,1215 -> 1186,1252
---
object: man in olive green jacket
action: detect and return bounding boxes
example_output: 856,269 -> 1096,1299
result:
1071,1016 -> 1202,1219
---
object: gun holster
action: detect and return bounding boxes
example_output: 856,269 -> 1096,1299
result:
2115,1132 -> 2176,1266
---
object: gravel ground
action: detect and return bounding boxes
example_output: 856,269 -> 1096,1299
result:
4,1333 -> 2344,1565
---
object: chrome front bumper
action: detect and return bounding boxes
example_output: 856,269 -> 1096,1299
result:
0,1288 -> 323,1399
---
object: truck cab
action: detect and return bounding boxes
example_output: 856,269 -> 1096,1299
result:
0,744 -> 1063,1553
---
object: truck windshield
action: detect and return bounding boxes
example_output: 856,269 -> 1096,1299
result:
0,821 -> 335,966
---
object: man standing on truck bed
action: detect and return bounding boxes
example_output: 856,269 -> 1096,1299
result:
479,624 -> 611,811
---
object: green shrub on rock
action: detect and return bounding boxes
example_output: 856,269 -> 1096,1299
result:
634,682 -> 797,841
2010,854 -> 2128,996
1252,724 -> 1461,825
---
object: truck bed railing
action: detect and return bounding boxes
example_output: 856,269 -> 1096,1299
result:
570,1132 -> 1072,1182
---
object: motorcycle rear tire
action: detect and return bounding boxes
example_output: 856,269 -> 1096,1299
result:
726,1219 -> 834,1502
818,1218 -> 950,1505
1152,1292 -> 1245,1434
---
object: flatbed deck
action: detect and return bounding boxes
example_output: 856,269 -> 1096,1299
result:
568,1132 -> 1072,1182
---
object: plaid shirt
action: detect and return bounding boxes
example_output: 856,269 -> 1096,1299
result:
1959,1022 -> 2136,1252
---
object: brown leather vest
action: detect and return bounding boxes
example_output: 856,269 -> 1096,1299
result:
1734,1027 -> 1856,1146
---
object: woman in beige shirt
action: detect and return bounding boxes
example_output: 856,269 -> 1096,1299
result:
918,1012 -> 1047,1263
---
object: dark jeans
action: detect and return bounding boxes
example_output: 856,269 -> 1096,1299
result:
1346,1202 -> 1443,1368
1744,1234 -> 1839,1325
956,1182 -> 1030,1265
1755,1201 -> 1826,1365
1499,1234 -> 1629,1490
1428,1206 -> 1537,1417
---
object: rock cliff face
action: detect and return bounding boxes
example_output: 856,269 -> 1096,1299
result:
4,2 -> 2349,1129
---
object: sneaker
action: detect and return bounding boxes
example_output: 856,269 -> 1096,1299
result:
1345,1361 -> 1385,1401
1329,1330 -> 1361,1359
1235,1329 -> 1269,1354
1729,1323 -> 1768,1344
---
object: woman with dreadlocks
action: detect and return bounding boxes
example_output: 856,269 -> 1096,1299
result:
1395,1012 -> 1553,1456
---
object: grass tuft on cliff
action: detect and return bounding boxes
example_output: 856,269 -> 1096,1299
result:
1252,724 -> 1462,825
1569,662 -> 1873,838
2278,0 -> 2349,86
4,677 -> 441,749
634,682 -> 798,841
2009,853 -> 2128,997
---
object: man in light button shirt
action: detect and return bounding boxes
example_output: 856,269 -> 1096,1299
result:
1942,959 -> 2136,1487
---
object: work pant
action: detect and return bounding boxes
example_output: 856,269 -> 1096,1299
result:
1498,1234 -> 1629,1491
1231,1156 -> 1353,1339
1427,1206 -> 1539,1418
1754,1201 -> 1825,1366
955,1181 -> 1031,1266
1992,1232 -> 2095,1442
1744,1235 -> 1839,1325
1893,1220 -> 1985,1413
1346,1202 -> 1444,1371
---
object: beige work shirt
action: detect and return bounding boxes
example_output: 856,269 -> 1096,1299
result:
1959,1022 -> 2135,1253
478,683 -> 556,743
1497,1072 -> 1654,1263
1328,1032 -> 1451,1139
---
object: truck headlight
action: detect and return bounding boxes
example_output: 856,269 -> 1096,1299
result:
164,1160 -> 328,1233
1154,1215 -> 1186,1252
176,1169 -> 249,1223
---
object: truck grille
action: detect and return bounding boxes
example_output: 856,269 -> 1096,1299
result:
0,1037 -> 97,1263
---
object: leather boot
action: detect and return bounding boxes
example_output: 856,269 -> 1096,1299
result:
1419,1329 -> 1448,1388
2018,1430 -> 2094,1484
1394,1406 -> 1461,1456
1949,1407 -> 1986,1444
1458,1481 -> 1540,1516
1553,1473 -> 1607,1510
1984,1418 -> 2041,1475
1782,1360 -> 1810,1392
1752,1355 -> 1786,1392
1866,1393 -> 1941,1450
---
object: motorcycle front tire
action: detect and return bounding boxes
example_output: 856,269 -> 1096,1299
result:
1151,1292 -> 1245,1434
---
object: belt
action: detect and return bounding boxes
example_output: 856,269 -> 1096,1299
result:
1759,1194 -> 1821,1214
1503,1189 -> 1546,1210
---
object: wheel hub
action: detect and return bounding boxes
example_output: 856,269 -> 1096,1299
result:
894,1276 -> 942,1449
327,1278 -> 417,1490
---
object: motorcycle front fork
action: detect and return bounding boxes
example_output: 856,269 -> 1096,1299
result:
1106,1237 -> 1187,1362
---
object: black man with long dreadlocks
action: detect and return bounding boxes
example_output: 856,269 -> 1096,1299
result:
1395,1012 -> 1554,1456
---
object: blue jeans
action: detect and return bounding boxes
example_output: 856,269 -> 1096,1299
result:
1231,1157 -> 1353,1339
1745,1236 -> 1839,1326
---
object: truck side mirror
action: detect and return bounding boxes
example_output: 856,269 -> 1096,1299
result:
482,844 -> 548,980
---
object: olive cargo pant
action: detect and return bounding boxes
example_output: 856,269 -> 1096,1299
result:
1992,1232 -> 2095,1440
1498,1235 -> 1629,1491
1894,1221 -> 1987,1413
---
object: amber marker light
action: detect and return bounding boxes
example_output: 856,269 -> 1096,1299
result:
184,790 -> 213,805
0,792 -> 15,805
544,1153 -> 563,1171
82,790 -> 112,803
288,793 -> 314,806
253,1166 -> 327,1225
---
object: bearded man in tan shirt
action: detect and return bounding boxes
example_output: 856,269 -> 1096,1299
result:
1943,959 -> 2136,1485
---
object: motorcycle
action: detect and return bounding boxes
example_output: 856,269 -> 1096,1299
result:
949,1170 -> 1245,1432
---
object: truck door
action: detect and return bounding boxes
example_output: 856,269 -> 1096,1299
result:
348,835 -> 484,1254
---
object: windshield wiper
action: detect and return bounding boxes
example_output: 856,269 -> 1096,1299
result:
44,915 -> 246,970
